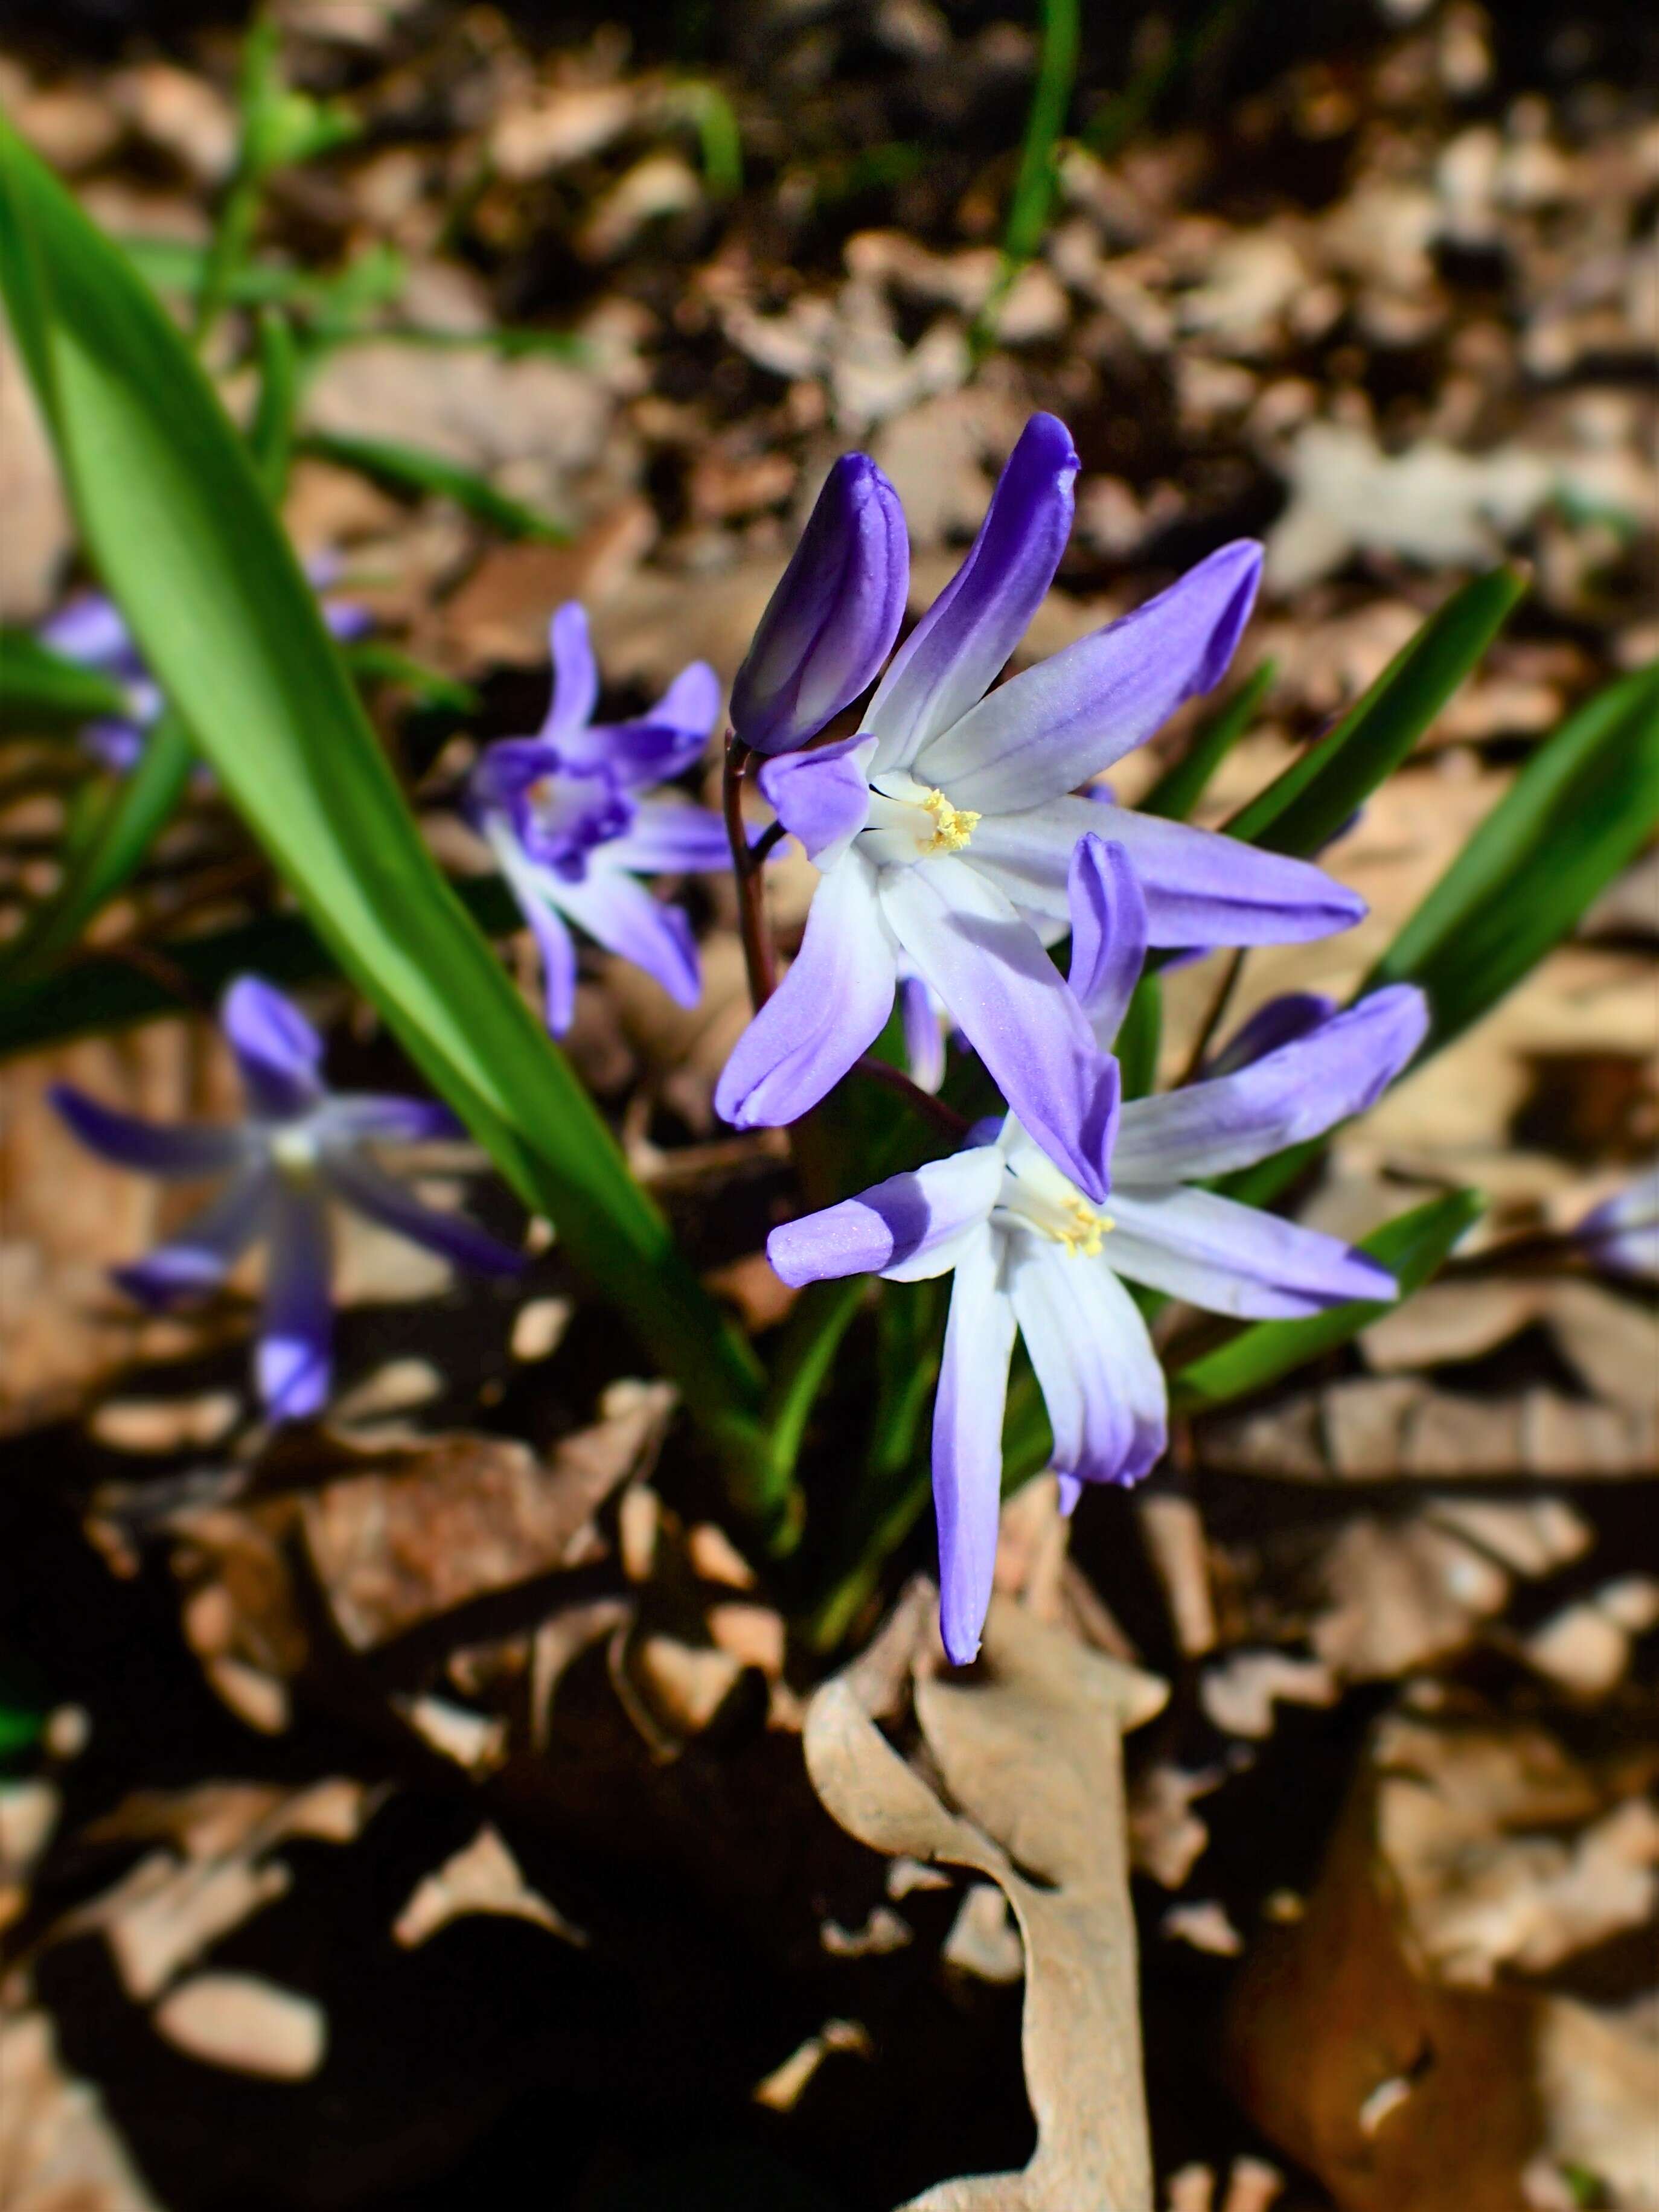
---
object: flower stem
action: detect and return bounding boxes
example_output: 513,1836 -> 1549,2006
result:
723,735 -> 776,1012
852,1053 -> 972,1138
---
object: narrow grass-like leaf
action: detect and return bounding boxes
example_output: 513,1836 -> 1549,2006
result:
1116,973 -> 1162,1100
1226,568 -> 1525,857
342,642 -> 478,713
0,629 -> 130,735
1372,662 -> 1659,1049
299,429 -> 570,542
249,308 -> 298,498
1,711 -> 193,981
1140,659 -> 1274,822
0,120 -> 769,1499
1169,1188 -> 1484,1412
972,0 -> 1079,351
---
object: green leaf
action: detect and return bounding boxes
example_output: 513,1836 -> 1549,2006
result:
0,711 -> 194,982
0,118 -> 770,1507
341,642 -> 478,714
973,0 -> 1079,351
1372,662 -> 1659,1050
1169,1188 -> 1485,1412
1226,568 -> 1526,857
0,628 -> 130,735
249,308 -> 298,499
299,429 -> 570,542
1139,658 -> 1274,822
1116,972 -> 1162,1100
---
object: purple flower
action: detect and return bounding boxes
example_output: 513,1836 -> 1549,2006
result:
715,413 -> 1365,1202
51,977 -> 522,1422
730,453 -> 909,756
40,562 -> 371,773
1575,1168 -> 1658,1281
767,834 -> 1427,1664
465,604 -> 730,1035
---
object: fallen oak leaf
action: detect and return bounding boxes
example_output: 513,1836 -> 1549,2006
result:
393,1823 -> 585,1949
804,1594 -> 1167,2212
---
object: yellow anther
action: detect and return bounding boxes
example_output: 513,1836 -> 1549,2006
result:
1058,1201 -> 1114,1258
921,787 -> 980,854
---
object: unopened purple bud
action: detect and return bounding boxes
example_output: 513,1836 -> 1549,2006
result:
730,454 -> 907,755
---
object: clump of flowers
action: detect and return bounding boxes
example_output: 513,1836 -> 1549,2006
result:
52,977 -> 522,1420
464,603 -> 732,1033
717,415 -> 1363,1200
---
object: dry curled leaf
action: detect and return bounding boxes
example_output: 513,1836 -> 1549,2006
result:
804,1594 -> 1167,2211
151,1972 -> 325,2080
0,2010 -> 162,2211
394,1824 -> 585,1949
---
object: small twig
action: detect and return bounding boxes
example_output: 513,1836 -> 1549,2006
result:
852,1055 -> 972,1139
1175,947 -> 1247,1087
723,735 -> 776,1013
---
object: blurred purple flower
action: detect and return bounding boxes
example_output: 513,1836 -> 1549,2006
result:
51,977 -> 522,1422
39,560 -> 372,773
716,412 -> 1365,1202
1575,1168 -> 1658,1281
767,834 -> 1427,1664
465,604 -> 730,1034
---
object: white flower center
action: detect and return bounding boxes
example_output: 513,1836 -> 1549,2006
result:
996,1147 -> 1113,1256
862,770 -> 981,865
268,1122 -> 322,1183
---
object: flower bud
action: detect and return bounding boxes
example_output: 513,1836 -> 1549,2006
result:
730,453 -> 907,755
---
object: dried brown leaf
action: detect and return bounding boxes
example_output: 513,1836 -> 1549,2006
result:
805,1594 -> 1166,2211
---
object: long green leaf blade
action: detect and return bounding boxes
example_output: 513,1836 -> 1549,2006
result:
1,711 -> 193,980
1226,568 -> 1525,857
1139,658 -> 1274,822
1371,662 -> 1659,1049
299,429 -> 570,542
0,628 -> 130,735
0,120 -> 767,1488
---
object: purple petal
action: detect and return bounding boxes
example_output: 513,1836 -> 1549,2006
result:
51,1084 -> 249,1179
322,596 -> 374,644
1576,1168 -> 1659,1282
324,1151 -> 523,1276
540,604 -> 599,744
730,454 -> 908,755
80,719 -> 151,773
649,660 -> 722,739
767,1144 -> 1004,1288
1105,1186 -> 1398,1318
1010,1244 -> 1165,1489
916,540 -> 1262,812
714,855 -> 897,1128
968,797 -> 1363,947
1114,985 -> 1428,1183
898,971 -> 946,1094
1079,804 -> 1364,946
314,1095 -> 464,1145
880,857 -> 1119,1204
1066,835 -> 1148,1050
603,801 -> 734,875
758,736 -> 875,864
867,414 -> 1079,772
1208,993 -> 1338,1076
113,1171 -> 270,1307
257,1188 -> 333,1420
932,1228 -> 1017,1666
528,894 -> 580,1035
38,593 -> 135,671
553,866 -> 701,1008
572,720 -> 709,788
221,977 -> 326,1120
